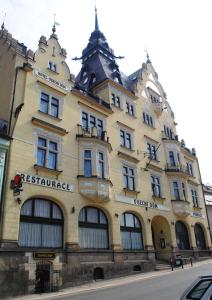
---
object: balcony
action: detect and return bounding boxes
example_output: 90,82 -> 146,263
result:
171,200 -> 190,217
77,175 -> 112,202
76,125 -> 112,151
151,101 -> 163,115
165,163 -> 189,178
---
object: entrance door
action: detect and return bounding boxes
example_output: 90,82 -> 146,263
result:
35,264 -> 50,293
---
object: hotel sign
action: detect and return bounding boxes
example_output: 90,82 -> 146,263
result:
18,173 -> 74,192
190,211 -> 205,219
34,69 -> 70,92
34,252 -> 56,259
115,195 -> 170,212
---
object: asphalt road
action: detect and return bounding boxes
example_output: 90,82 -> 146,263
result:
53,261 -> 212,300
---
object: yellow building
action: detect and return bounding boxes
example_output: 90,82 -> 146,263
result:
0,12 -> 211,297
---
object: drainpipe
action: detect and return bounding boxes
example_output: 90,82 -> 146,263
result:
0,63 -> 33,241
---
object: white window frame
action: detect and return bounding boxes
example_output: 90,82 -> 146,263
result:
48,61 -> 57,73
39,90 -> 64,119
33,128 -> 63,170
110,88 -> 123,109
126,99 -> 136,117
150,173 -> 162,198
121,162 -> 137,191
81,110 -> 105,135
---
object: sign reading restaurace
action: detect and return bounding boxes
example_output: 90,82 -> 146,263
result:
18,173 -> 74,192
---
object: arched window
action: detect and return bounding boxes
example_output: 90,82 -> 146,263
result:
175,221 -> 190,250
19,199 -> 63,248
194,224 -> 206,249
121,213 -> 143,250
79,207 -> 108,249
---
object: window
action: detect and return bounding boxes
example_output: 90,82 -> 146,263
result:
120,130 -> 132,149
164,125 -> 174,139
111,93 -> 121,108
40,92 -> 59,118
143,112 -> 153,127
48,61 -> 57,72
123,166 -> 136,191
147,143 -> 157,160
79,207 -> 108,249
84,150 -> 92,177
120,213 -> 143,249
191,189 -> 199,207
126,102 -> 135,116
187,162 -> 194,177
151,175 -> 161,197
98,152 -> 105,178
81,112 -> 103,136
19,199 -> 63,248
169,151 -> 176,166
175,221 -> 190,250
37,137 -> 58,170
182,182 -> 187,201
173,181 -> 180,200
194,224 -> 206,250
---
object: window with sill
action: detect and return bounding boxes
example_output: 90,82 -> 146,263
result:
147,142 -> 158,160
143,112 -> 153,127
79,206 -> 108,249
111,93 -> 121,108
82,111 -> 104,136
40,92 -> 59,118
151,175 -> 161,197
48,61 -> 57,72
164,125 -> 174,139
123,165 -> 136,191
120,212 -> 143,250
186,162 -> 194,177
37,137 -> 58,170
191,189 -> 199,207
81,148 -> 108,179
19,198 -> 63,248
172,180 -> 187,201
120,129 -> 132,149
126,102 -> 135,116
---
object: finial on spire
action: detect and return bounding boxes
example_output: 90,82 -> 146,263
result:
1,13 -> 6,30
51,14 -> 60,39
95,6 -> 99,31
145,49 -> 151,63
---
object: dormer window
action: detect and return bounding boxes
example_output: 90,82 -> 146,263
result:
48,61 -> 57,72
147,87 -> 160,103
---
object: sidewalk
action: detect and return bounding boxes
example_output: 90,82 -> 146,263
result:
11,259 -> 212,300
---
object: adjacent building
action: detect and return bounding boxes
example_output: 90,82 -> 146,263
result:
203,184 -> 212,239
0,11 -> 211,298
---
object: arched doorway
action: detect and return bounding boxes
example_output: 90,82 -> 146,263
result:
151,216 -> 172,260
19,198 -> 64,248
175,221 -> 190,250
194,224 -> 206,250
79,206 -> 109,249
120,212 -> 143,250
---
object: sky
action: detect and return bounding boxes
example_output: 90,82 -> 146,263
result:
1,0 -> 212,183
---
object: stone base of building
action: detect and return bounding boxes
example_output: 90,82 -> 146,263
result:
0,247 -> 211,298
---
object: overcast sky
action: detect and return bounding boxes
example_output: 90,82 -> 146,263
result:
1,0 -> 212,183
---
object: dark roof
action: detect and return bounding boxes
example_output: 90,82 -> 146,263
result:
75,9 -> 137,95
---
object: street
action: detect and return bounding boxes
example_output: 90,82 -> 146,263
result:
14,260 -> 212,300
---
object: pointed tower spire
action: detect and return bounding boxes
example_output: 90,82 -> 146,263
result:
50,14 -> 58,39
95,6 -> 99,31
146,51 -> 151,64
1,13 -> 6,30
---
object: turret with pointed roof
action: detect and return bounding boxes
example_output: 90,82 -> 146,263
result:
75,8 -> 125,91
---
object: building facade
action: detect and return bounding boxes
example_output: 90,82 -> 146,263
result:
0,13 -> 211,297
203,184 -> 212,240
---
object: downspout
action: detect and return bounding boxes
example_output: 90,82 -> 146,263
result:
0,63 -> 32,241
